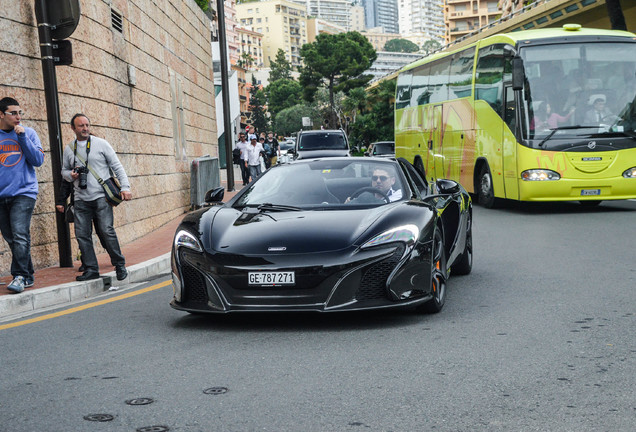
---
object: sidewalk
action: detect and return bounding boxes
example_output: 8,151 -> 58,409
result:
0,164 -> 244,319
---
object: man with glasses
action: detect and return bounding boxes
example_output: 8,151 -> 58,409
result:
371,167 -> 402,202
0,97 -> 44,293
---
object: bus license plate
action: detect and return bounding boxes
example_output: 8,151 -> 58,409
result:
248,271 -> 295,285
581,189 -> 601,196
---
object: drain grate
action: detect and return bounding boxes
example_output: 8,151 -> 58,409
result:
203,386 -> 228,395
136,427 -> 170,432
84,414 -> 115,422
126,397 -> 155,406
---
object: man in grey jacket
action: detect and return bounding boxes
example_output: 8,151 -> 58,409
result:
61,114 -> 132,281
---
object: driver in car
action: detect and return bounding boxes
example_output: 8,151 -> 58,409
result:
346,168 -> 402,203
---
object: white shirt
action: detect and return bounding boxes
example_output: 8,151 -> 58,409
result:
387,188 -> 402,202
236,139 -> 249,161
246,142 -> 264,166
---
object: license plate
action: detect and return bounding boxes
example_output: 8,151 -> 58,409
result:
248,271 -> 295,285
581,189 -> 601,196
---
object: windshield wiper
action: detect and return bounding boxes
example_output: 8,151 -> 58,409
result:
537,125 -> 598,147
257,203 -> 302,212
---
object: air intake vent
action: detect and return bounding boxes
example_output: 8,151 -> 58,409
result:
111,9 -> 123,33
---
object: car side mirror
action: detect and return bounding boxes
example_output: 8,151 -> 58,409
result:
436,179 -> 460,195
204,187 -> 225,203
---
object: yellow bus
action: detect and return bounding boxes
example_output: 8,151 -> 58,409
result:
395,25 -> 636,207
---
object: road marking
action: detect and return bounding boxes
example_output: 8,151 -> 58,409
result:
0,280 -> 171,331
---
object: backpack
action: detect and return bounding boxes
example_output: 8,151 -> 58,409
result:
232,147 -> 241,164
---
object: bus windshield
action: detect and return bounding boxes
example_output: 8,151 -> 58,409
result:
519,42 -> 636,144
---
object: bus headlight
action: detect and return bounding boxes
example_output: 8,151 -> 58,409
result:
521,169 -> 561,181
623,167 -> 636,178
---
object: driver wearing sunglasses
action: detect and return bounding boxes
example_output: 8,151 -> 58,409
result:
371,168 -> 402,202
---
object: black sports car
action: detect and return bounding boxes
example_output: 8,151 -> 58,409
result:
171,157 -> 472,314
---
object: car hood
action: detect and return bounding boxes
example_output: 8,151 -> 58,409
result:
202,206 -> 387,255
296,149 -> 349,159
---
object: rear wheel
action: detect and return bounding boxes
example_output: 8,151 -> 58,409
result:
417,227 -> 447,314
478,165 -> 496,208
579,200 -> 602,207
453,213 -> 472,276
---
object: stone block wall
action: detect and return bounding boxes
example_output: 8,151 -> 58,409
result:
0,0 -> 217,274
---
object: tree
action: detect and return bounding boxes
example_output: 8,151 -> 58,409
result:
421,39 -> 442,56
237,52 -> 255,70
248,76 -> 269,133
349,79 -> 396,147
266,78 -> 303,120
384,38 -> 419,53
269,49 -> 292,82
300,31 -> 377,128
273,104 -> 321,136
194,0 -> 208,11
606,0 -> 626,31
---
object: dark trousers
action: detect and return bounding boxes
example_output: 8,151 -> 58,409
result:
74,198 -> 125,273
0,195 -> 35,281
239,161 -> 250,185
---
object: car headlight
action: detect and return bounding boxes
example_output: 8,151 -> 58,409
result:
623,167 -> 636,178
361,225 -> 419,250
174,230 -> 203,252
521,169 -> 561,181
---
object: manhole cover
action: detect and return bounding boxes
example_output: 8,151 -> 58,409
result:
203,387 -> 228,395
83,414 -> 115,422
136,426 -> 170,432
126,397 -> 155,406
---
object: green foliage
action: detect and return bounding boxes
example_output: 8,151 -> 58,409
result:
384,39 -> 419,53
421,39 -> 442,56
273,104 -> 321,136
269,49 -> 293,82
349,79 -> 396,147
237,52 -> 255,70
195,0 -> 208,11
266,79 -> 303,120
300,31 -> 377,127
249,76 -> 269,133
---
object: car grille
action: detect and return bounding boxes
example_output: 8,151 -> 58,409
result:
181,262 -> 208,306
356,244 -> 405,301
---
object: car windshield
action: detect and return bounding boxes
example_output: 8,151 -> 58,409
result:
519,42 -> 636,147
373,142 -> 395,155
234,160 -> 407,209
298,133 -> 347,150
280,141 -> 295,151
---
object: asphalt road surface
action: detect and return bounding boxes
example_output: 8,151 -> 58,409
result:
1,200 -> 635,431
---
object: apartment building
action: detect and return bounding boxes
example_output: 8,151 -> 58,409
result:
236,0 -> 308,69
307,17 -> 347,41
350,4 -> 366,32
363,0 -> 399,34
307,0 -> 353,31
398,0 -> 444,42
445,0 -> 501,43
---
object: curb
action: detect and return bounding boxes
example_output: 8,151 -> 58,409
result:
0,253 -> 171,320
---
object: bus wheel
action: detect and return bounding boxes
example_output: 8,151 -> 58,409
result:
478,165 -> 496,208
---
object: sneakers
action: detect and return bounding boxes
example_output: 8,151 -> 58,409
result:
7,276 -> 26,293
115,265 -> 128,281
76,272 -> 100,281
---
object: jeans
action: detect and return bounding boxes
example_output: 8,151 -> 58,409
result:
74,198 -> 125,273
0,195 -> 36,281
249,164 -> 262,182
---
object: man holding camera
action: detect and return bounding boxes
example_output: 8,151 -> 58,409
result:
62,114 -> 132,281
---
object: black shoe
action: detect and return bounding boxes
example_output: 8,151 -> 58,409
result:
78,264 -> 85,272
76,272 -> 100,281
115,265 -> 128,281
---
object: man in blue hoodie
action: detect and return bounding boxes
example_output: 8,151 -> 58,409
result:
0,97 -> 44,293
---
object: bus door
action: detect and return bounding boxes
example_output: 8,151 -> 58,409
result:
502,86 -> 519,199
431,104 -> 444,185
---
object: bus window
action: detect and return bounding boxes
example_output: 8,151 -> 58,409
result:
475,44 -> 505,113
449,47 -> 475,100
396,71 -> 412,110
429,57 -> 452,103
411,65 -> 430,107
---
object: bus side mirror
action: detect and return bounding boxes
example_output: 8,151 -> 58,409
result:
512,57 -> 524,91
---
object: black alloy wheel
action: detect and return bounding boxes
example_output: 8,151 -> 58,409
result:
417,227 -> 447,314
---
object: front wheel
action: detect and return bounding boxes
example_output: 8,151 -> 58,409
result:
417,227 -> 447,314
478,165 -> 497,208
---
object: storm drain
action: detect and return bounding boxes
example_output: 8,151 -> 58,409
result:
203,386 -> 228,395
136,427 -> 169,432
126,397 -> 155,406
83,413 -> 114,422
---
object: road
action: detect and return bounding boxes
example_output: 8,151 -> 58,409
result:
1,200 -> 635,431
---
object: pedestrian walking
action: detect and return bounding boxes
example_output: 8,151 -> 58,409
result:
0,97 -> 45,293
235,132 -> 250,186
61,113 -> 132,282
246,134 -> 264,181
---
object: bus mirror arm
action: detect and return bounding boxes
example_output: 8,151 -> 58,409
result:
512,57 -> 525,91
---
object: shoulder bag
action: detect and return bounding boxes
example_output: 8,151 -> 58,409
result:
74,152 -> 123,206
